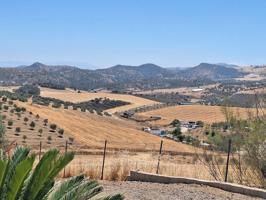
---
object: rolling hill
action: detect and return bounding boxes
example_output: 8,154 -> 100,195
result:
0,62 -> 245,90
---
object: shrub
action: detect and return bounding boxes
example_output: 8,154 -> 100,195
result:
3,105 -> 9,111
69,137 -> 74,144
38,128 -> 43,137
50,124 -> 57,132
58,128 -> 64,135
15,127 -> 21,136
22,135 -> 27,143
43,118 -> 48,126
7,120 -> 13,127
29,121 -> 35,130
24,117 -> 29,124
47,136 -> 52,144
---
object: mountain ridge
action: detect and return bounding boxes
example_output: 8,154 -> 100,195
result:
0,62 -> 245,90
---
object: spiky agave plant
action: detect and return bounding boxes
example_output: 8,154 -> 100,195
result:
0,147 -> 124,200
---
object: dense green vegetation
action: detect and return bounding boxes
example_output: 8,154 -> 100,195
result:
15,84 -> 40,96
32,96 -> 130,113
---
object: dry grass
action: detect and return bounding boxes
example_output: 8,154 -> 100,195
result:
0,86 -> 19,92
40,87 -> 158,113
0,102 -> 71,150
137,105 -> 260,125
134,84 -> 218,98
58,152 -> 216,181
15,101 -> 197,153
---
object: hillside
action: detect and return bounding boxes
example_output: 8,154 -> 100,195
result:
15,101 -> 196,153
0,62 -> 247,90
40,87 -> 158,113
180,63 -> 245,80
137,105 -> 260,125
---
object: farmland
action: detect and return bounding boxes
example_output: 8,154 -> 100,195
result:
14,100 -> 196,153
137,105 -> 259,125
40,87 -> 158,113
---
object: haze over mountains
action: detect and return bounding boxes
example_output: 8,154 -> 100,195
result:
0,62 -> 246,90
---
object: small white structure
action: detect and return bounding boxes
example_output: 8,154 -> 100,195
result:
192,88 -> 203,92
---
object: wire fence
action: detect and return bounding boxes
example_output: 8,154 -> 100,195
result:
32,139 -> 234,183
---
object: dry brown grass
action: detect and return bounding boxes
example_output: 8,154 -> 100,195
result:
15,101 -> 197,153
40,87 -> 158,113
0,102 -> 71,150
137,105 -> 260,125
58,152 -> 215,181
134,84 -> 218,98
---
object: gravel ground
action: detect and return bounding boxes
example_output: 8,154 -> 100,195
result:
98,181 -> 263,200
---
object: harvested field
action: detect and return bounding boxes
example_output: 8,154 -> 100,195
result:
0,86 -> 19,92
134,84 -> 217,98
40,87 -> 158,113
137,105 -> 259,125
15,101 -> 196,153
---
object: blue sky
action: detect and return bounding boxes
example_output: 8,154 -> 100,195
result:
0,0 -> 266,68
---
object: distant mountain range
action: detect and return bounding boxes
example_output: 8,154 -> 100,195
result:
0,62 -> 246,90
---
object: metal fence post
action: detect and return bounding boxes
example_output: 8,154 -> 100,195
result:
101,140 -> 107,180
225,139 -> 232,182
63,140 -> 68,178
156,140 -> 163,174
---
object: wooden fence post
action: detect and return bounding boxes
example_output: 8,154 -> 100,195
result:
63,140 -> 68,178
101,140 -> 107,180
225,139 -> 232,182
39,141 -> 42,161
156,140 -> 163,174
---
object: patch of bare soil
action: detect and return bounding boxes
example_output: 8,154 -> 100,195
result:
98,181 -> 263,200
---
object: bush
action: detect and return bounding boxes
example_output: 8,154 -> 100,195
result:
58,128 -> 64,135
15,127 -> 21,135
29,121 -> 35,130
43,119 -> 48,126
24,117 -> 29,124
15,84 -> 40,96
22,135 -> 27,143
50,124 -> 57,132
7,120 -> 13,127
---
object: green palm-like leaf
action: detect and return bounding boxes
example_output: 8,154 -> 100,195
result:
44,174 -> 85,200
0,146 -> 123,200
100,194 -> 125,200
22,149 -> 74,200
7,155 -> 35,200
0,159 -> 8,190
1,147 -> 30,200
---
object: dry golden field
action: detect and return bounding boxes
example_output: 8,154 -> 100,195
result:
40,87 -> 158,113
15,101 -> 197,153
137,105 -> 258,125
0,86 -> 19,92
134,84 -> 218,98
0,102 -> 75,150
62,152 -> 214,181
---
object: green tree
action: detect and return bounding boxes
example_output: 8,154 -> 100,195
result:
7,120 -> 13,127
22,135 -> 27,143
29,121 -> 35,130
15,127 -> 21,136
50,124 -> 57,132
0,147 -> 123,199
38,129 -> 43,137
23,117 -> 29,125
170,119 -> 180,127
43,119 -> 48,126
172,126 -> 182,137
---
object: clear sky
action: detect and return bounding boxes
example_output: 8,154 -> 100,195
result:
0,0 -> 266,68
